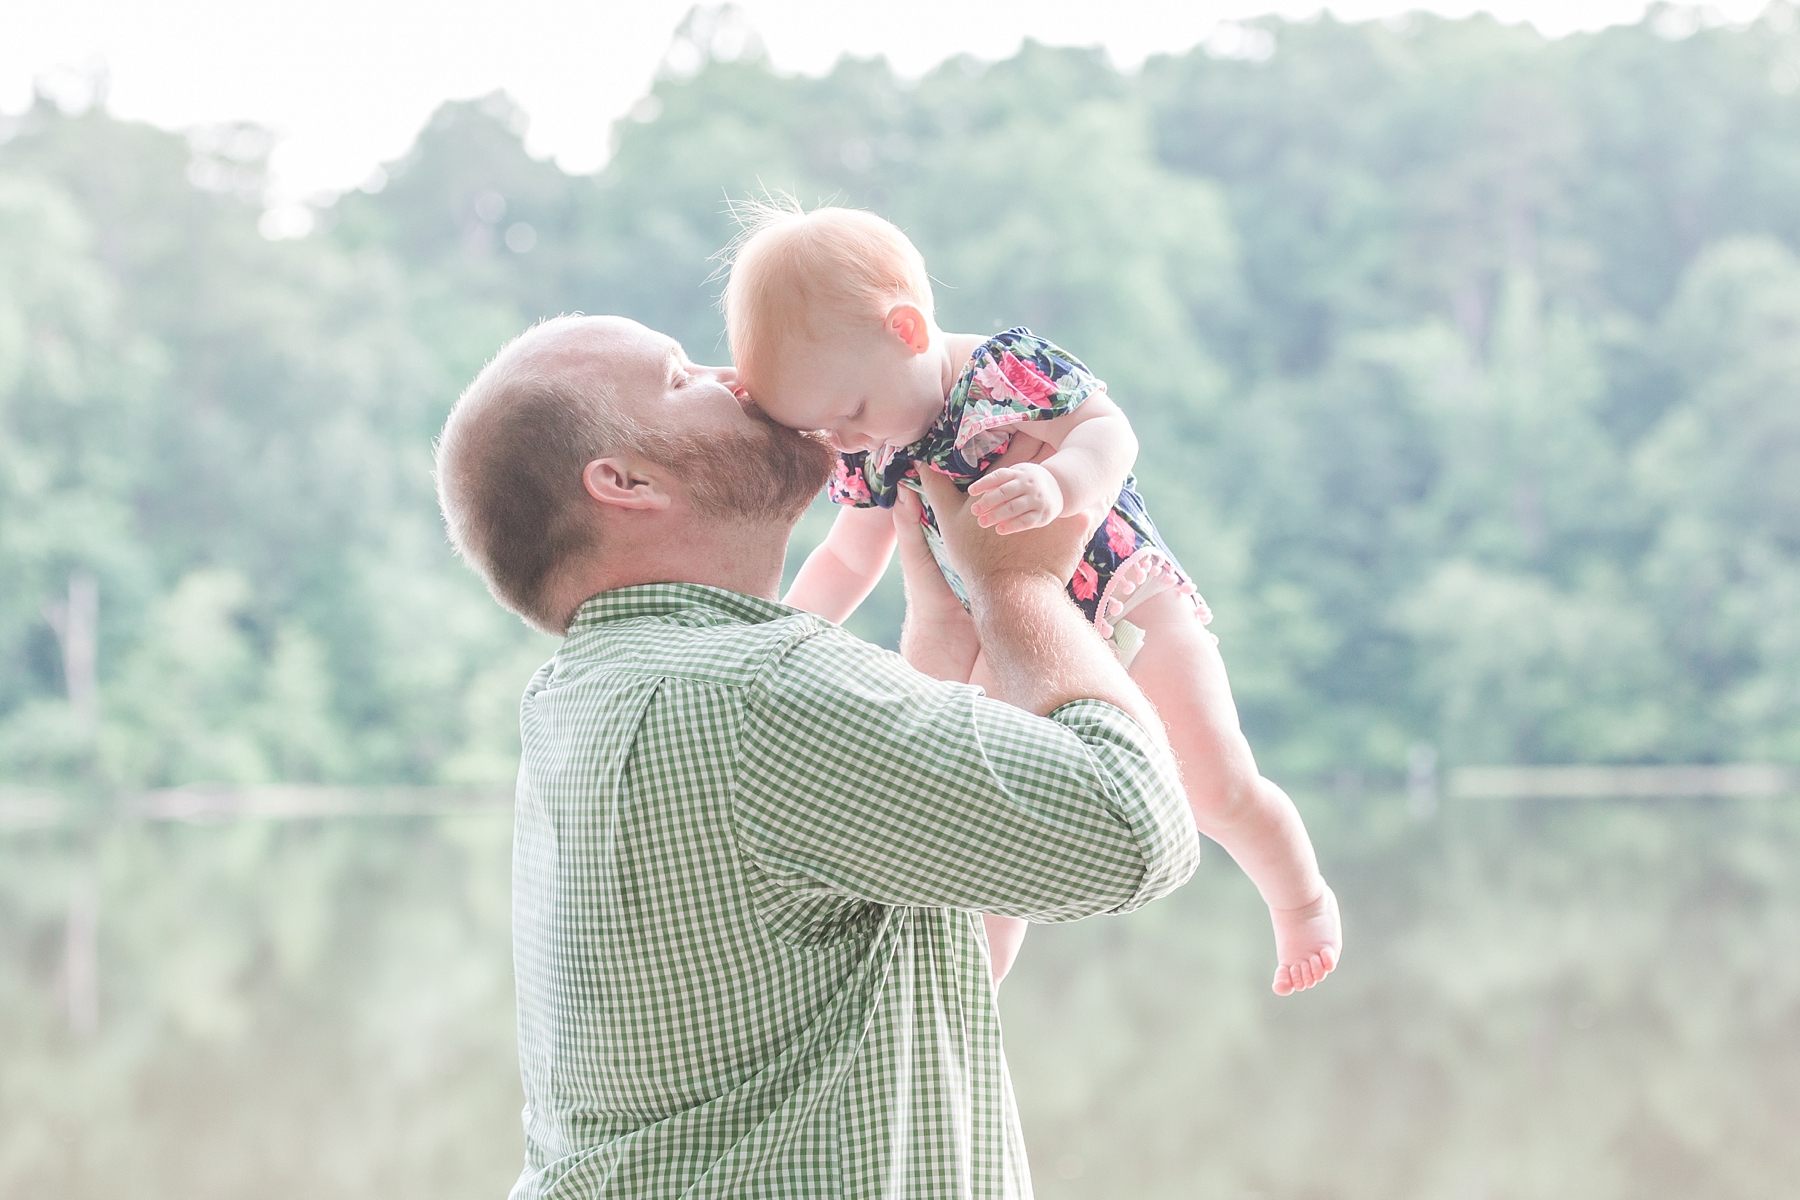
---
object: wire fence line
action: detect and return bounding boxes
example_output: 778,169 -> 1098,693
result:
2,767 -> 1796,834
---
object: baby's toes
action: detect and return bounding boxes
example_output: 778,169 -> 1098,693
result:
1271,966 -> 1294,996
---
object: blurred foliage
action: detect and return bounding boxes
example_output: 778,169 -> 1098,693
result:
4,3 -> 1800,1196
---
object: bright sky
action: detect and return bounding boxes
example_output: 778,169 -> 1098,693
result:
2,0 -> 1776,235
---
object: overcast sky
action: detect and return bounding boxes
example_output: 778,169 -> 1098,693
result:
3,0 -> 1777,234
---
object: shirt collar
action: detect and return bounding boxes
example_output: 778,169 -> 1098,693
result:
566,582 -> 796,634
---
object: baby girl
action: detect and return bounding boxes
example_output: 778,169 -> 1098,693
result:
723,202 -> 1340,995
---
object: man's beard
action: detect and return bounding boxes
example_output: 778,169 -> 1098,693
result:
645,410 -> 836,526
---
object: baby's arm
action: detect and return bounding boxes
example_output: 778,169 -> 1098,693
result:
968,392 -> 1137,534
783,504 -> 898,623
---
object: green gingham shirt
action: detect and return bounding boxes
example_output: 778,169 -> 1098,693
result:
509,583 -> 1198,1199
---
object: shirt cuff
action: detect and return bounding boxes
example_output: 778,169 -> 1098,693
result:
1046,698 -> 1201,912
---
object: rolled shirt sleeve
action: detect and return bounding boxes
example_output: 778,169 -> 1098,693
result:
735,623 -> 1200,920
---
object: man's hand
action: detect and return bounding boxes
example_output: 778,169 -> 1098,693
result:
918,470 -> 1087,589
917,470 -> 1166,749
968,463 -> 1064,534
894,487 -> 979,683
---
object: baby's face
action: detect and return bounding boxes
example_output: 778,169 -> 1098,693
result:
748,334 -> 944,456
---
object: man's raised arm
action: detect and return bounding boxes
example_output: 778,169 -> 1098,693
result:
735,479 -> 1197,922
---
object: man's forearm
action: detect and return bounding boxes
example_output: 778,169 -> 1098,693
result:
900,605 -> 980,682
967,571 -> 1168,750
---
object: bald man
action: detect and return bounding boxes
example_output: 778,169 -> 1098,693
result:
436,316 -> 1198,1199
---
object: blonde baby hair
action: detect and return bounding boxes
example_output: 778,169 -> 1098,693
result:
721,196 -> 935,387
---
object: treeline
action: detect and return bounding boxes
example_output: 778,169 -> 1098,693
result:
4,5 -> 1800,791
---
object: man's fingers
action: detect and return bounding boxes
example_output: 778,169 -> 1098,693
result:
917,468 -> 965,512
893,491 -> 934,554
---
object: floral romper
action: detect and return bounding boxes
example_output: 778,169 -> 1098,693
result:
828,328 -> 1210,663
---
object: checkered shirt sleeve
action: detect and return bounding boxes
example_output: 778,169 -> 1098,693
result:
737,623 -> 1199,919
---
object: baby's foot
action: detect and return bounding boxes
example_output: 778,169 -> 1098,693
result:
1270,884 -> 1341,996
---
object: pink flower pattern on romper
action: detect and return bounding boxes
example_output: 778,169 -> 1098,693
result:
826,456 -> 873,506
973,351 -> 1060,409
1104,511 -> 1140,558
824,327 -> 1202,633
1071,560 -> 1099,602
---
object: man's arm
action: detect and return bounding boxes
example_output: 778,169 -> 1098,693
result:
734,477 -> 1196,921
917,470 -> 1167,748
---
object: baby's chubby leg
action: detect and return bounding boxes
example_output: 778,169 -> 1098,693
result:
1124,590 -> 1342,995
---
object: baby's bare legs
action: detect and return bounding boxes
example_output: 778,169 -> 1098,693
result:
1124,590 -> 1341,995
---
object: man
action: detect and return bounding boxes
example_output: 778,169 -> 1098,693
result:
435,315 -> 1199,1198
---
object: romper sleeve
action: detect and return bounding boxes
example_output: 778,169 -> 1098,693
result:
826,451 -> 879,508
953,328 -> 1110,461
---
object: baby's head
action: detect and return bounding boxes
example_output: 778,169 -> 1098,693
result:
724,201 -> 946,454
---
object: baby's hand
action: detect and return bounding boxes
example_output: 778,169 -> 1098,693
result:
967,463 -> 1064,534
1270,884 -> 1341,996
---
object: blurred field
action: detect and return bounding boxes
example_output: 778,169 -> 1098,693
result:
4,792 -> 1796,1199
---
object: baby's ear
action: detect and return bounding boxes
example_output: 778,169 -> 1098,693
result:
888,304 -> 931,355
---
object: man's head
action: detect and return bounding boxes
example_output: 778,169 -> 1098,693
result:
436,315 -> 834,634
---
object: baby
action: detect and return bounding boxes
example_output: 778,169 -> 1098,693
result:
723,202 -> 1340,996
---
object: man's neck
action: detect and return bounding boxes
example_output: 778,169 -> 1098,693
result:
553,520 -> 791,620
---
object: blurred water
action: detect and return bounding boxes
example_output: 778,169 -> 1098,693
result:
4,793 -> 1795,1198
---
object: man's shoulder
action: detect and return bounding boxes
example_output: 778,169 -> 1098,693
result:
553,606 -> 839,692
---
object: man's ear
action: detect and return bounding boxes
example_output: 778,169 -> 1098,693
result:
887,304 -> 931,355
582,456 -> 672,511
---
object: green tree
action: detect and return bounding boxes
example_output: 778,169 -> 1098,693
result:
1635,237 -> 1800,761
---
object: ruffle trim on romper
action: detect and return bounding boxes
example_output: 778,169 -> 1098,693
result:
1092,544 -> 1212,641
